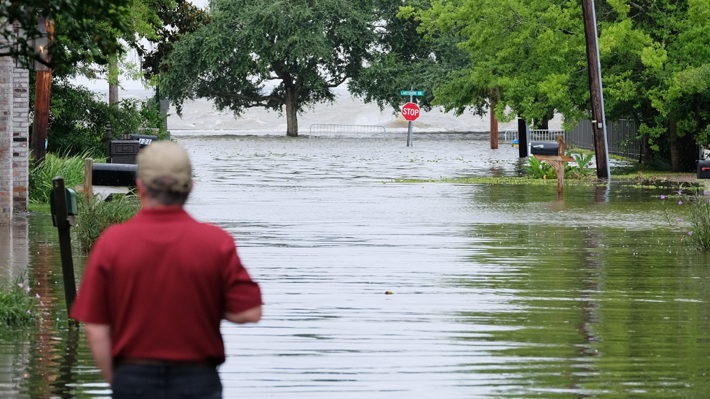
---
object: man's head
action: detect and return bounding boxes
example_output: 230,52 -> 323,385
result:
136,141 -> 192,207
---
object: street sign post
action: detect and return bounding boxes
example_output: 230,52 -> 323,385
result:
400,87 -> 423,147
402,102 -> 420,146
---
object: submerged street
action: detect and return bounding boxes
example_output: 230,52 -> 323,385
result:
1,133 -> 709,398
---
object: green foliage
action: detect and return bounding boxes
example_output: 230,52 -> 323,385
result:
525,156 -> 553,179
572,153 -> 595,178
348,0 -> 473,114
161,0 -> 377,136
0,273 -> 37,328
662,187 -> 710,251
0,0 -> 131,70
409,0 -> 710,166
34,80 -> 168,156
29,152 -> 105,204
525,152 -> 595,180
76,195 -> 140,251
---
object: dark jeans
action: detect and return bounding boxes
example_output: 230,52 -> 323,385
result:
112,364 -> 222,399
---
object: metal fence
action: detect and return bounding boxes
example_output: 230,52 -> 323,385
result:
501,129 -> 565,142
308,124 -> 387,140
566,119 -> 641,158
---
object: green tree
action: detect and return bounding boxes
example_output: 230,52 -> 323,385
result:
348,0 -> 472,114
161,0 -> 376,136
0,0 -> 131,69
409,0 -> 710,170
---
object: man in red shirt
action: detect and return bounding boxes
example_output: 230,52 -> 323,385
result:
71,141 -> 262,398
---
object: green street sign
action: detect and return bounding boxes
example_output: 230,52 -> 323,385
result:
400,90 -> 424,96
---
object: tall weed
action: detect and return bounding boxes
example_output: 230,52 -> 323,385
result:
29,152 -> 105,204
662,187 -> 710,251
0,273 -> 37,327
76,195 -> 140,251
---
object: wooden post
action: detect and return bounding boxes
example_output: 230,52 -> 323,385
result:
84,158 -> 93,202
490,88 -> 498,150
51,177 -> 78,317
533,136 -> 574,200
32,70 -> 52,162
581,0 -> 610,179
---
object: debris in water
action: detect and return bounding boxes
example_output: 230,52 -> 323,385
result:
385,291 -> 393,295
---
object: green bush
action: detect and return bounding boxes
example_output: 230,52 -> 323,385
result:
33,80 -> 169,156
0,273 -> 37,327
525,152 -> 595,180
29,152 -> 105,204
662,187 -> 710,251
76,195 -> 141,251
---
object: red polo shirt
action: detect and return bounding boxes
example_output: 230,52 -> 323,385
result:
71,207 -> 262,364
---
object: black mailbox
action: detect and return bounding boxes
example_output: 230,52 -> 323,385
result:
92,163 -> 137,187
131,134 -> 158,148
111,140 -> 140,164
698,160 -> 710,179
530,142 -> 559,156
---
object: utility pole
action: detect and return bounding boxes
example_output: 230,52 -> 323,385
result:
581,0 -> 611,179
490,88 -> 498,150
31,15 -> 53,163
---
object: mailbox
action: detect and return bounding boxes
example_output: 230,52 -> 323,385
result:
111,140 -> 140,164
530,142 -> 559,156
50,187 -> 78,216
92,163 -> 137,187
697,160 -> 710,179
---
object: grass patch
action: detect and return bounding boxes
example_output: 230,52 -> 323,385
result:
28,203 -> 51,214
387,176 -> 598,185
76,194 -> 140,251
661,187 -> 710,251
29,151 -> 105,204
0,273 -> 37,327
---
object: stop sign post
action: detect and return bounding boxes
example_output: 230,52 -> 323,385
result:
401,88 -> 424,146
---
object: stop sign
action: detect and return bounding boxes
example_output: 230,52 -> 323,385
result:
402,102 -> 420,121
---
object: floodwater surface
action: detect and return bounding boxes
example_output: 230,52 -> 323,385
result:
1,134 -> 709,398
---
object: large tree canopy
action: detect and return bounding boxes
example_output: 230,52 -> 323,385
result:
161,0 -> 376,136
348,0 -> 472,114
409,0 -> 710,169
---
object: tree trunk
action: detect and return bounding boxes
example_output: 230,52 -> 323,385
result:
670,120 -> 679,172
285,86 -> 298,137
489,88 -> 498,150
108,54 -> 119,106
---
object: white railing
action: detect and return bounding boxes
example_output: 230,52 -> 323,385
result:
501,129 -> 564,142
308,124 -> 387,140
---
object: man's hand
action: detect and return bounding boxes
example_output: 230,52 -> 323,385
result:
224,305 -> 262,324
84,323 -> 113,384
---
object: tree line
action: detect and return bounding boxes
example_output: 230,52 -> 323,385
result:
5,0 -> 709,170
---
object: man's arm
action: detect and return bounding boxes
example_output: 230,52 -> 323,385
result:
224,305 -> 262,324
84,323 -> 113,384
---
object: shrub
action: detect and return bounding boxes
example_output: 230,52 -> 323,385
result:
662,187 -> 710,251
29,152 -> 105,204
76,194 -> 140,251
0,273 -> 37,327
32,80 -> 169,156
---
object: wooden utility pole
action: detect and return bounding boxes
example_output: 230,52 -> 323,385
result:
31,16 -> 53,162
581,0 -> 611,179
490,88 -> 498,150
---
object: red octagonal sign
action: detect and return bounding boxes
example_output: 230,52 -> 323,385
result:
402,102 -> 420,121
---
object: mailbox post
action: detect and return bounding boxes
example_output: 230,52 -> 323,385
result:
51,177 -> 78,321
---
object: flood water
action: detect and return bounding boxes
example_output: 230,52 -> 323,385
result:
2,133 -> 710,398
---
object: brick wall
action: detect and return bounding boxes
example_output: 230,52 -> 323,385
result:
12,67 -> 29,212
0,50 -> 14,223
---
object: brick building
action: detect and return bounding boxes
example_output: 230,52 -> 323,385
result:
0,24 -> 30,223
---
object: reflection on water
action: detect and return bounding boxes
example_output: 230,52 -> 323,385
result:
1,134 -> 709,398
